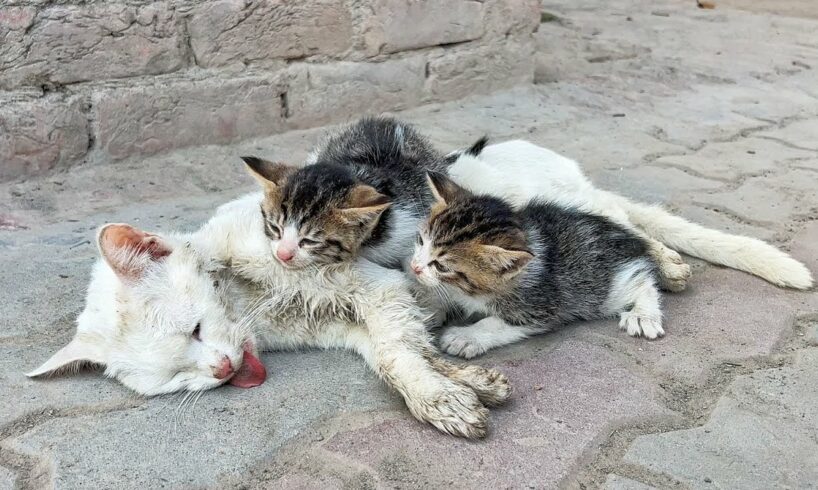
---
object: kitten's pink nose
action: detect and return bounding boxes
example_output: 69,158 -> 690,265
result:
276,247 -> 295,263
411,262 -> 423,275
212,356 -> 234,380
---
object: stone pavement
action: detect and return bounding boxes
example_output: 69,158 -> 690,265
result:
1,0 -> 817,488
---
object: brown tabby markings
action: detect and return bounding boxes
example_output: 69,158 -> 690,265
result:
242,156 -> 390,265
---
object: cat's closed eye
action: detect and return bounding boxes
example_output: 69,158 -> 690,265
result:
192,323 -> 201,341
299,238 -> 319,247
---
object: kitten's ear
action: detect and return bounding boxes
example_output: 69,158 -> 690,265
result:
338,185 -> 391,229
26,335 -> 106,378
478,245 -> 534,278
98,223 -> 172,281
427,172 -> 466,205
340,185 -> 391,213
241,156 -> 294,190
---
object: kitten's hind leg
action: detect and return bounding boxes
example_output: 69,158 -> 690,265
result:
426,357 -> 511,407
440,317 -> 540,359
606,259 -> 664,339
647,238 -> 691,293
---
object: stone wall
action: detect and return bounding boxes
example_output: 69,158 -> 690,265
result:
0,0 -> 539,181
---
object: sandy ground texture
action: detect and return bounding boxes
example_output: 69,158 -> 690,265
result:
1,0 -> 818,488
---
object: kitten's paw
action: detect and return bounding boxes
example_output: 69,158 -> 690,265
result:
440,328 -> 488,359
452,365 -> 512,407
406,381 -> 489,439
619,312 -> 665,339
657,248 -> 692,292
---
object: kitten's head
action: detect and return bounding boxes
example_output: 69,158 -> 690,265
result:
27,224 -> 267,396
243,156 -> 390,269
410,173 -> 534,295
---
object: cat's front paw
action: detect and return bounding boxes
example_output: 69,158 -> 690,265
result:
440,327 -> 488,359
405,380 -> 489,439
455,365 -> 511,407
619,312 -> 665,339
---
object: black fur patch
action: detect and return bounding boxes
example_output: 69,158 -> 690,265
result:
465,136 -> 489,156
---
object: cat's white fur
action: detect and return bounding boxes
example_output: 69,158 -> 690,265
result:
27,226 -> 246,395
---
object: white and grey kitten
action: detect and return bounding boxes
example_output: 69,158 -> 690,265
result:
410,173 -> 664,359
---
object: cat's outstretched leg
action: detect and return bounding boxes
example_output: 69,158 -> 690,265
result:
439,317 -> 540,359
347,323 -> 489,438
605,259 -> 664,339
426,356 -> 511,407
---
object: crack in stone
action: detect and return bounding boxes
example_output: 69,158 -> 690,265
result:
572,311 -> 818,488
0,400 -> 146,490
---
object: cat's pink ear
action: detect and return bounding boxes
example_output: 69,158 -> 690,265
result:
26,335 -> 106,378
97,223 -> 172,280
242,156 -> 294,190
427,172 -> 466,205
478,245 -> 534,278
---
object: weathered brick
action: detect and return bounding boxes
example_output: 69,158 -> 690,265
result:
187,0 -> 353,68
362,0 -> 485,55
94,77 -> 285,161
426,38 -> 535,100
0,96 -> 89,181
286,57 -> 425,128
0,3 -> 184,89
484,0 -> 540,37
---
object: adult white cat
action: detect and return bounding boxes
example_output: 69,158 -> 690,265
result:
28,200 -> 510,439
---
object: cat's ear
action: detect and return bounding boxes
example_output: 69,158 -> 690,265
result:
338,185 -> 391,228
26,335 -> 106,377
98,223 -> 172,281
242,156 -> 294,190
427,172 -> 466,205
478,245 -> 534,278
340,184 -> 391,213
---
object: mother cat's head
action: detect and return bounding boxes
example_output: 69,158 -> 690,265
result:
27,224 -> 266,395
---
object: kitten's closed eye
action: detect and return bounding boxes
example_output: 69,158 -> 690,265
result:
299,238 -> 319,247
430,260 -> 449,273
265,221 -> 281,239
192,323 -> 202,341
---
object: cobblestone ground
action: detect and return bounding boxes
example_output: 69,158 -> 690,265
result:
1,0 -> 817,488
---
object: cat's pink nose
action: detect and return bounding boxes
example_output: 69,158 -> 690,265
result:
411,262 -> 423,275
276,247 -> 295,263
212,356 -> 234,380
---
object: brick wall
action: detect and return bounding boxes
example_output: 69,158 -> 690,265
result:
0,0 -> 539,182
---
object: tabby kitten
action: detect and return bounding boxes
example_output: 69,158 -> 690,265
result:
410,172 -> 664,359
242,116 -> 449,270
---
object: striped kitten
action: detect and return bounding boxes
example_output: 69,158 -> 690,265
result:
242,116 -> 448,271
410,172 -> 664,359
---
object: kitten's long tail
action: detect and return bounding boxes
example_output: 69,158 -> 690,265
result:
597,190 -> 814,290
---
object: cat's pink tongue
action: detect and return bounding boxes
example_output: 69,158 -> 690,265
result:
228,350 -> 267,388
